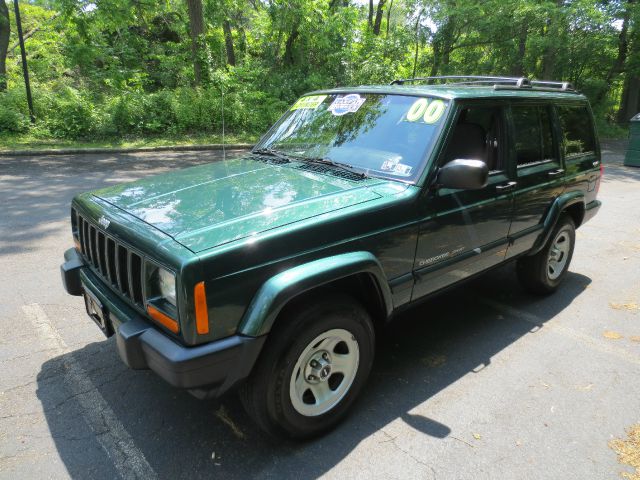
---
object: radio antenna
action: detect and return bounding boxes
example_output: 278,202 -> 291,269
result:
219,43 -> 226,162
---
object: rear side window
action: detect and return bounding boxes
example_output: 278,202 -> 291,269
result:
557,105 -> 595,157
511,106 -> 556,166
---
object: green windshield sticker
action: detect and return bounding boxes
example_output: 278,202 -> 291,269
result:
406,98 -> 429,122
291,95 -> 327,110
405,98 -> 446,124
423,100 -> 446,123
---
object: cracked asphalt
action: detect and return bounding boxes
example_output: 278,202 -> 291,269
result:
1,142 -> 639,479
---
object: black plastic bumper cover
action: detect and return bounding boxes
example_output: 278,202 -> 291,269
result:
60,248 -> 266,397
117,319 -> 266,394
583,199 -> 601,225
61,248 -> 84,296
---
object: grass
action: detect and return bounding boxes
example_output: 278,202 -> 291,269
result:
0,122 -> 628,153
0,132 -> 257,152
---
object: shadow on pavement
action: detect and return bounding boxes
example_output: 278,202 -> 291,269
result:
0,150 -> 246,256
36,263 -> 592,479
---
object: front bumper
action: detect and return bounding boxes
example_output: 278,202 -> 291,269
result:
60,248 -> 265,397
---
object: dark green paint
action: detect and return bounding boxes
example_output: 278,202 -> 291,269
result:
68,86 -> 601,347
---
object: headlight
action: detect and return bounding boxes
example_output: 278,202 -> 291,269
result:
154,267 -> 176,306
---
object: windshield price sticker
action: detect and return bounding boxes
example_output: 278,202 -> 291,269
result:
380,157 -> 413,176
405,98 -> 446,124
393,163 -> 412,176
328,94 -> 366,116
291,95 -> 327,110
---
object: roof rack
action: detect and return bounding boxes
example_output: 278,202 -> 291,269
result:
390,75 -> 576,93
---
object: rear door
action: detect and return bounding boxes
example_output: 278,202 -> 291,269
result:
506,103 -> 565,258
412,101 -> 514,299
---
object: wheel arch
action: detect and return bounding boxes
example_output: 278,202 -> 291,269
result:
238,252 -> 393,337
528,191 -> 584,256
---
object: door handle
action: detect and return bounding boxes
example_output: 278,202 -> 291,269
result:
496,181 -> 517,192
548,169 -> 565,178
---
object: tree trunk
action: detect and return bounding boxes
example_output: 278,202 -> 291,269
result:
223,20 -> 236,66
541,0 -> 563,80
541,23 -> 556,80
412,10 -> 422,78
386,0 -> 393,37
512,23 -> 527,77
430,17 -> 454,77
373,0 -> 385,35
429,43 -> 440,77
596,0 -> 632,105
283,25 -> 299,66
185,0 -> 207,85
368,0 -> 374,29
617,74 -> 640,122
0,1 -> 9,92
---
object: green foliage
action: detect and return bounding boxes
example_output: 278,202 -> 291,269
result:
0,0 -> 638,142
0,89 -> 30,133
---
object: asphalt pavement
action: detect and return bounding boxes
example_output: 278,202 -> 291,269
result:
1,143 -> 639,479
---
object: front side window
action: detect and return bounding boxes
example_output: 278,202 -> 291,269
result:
256,93 -> 450,182
512,105 -> 556,167
557,105 -> 596,157
442,106 -> 504,172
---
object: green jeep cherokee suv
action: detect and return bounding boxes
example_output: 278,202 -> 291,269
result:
61,76 -> 602,438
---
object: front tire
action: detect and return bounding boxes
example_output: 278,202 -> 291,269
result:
239,294 -> 375,439
517,215 -> 576,294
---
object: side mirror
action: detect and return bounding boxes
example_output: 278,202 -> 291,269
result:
437,159 -> 489,190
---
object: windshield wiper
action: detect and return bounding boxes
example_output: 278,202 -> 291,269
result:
300,157 -> 369,179
251,147 -> 292,163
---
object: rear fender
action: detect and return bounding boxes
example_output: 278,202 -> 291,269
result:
528,191 -> 584,256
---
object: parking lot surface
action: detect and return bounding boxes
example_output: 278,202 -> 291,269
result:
1,143 -> 639,479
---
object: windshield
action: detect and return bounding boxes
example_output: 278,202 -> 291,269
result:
255,93 -> 449,182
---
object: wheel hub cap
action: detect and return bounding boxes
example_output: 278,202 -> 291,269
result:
289,328 -> 360,417
547,230 -> 571,280
305,352 -> 332,382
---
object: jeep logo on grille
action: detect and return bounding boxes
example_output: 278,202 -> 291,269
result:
98,216 -> 110,229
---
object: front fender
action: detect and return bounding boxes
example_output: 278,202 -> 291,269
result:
529,191 -> 584,255
238,252 -> 393,337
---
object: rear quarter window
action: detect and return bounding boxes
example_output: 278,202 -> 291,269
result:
557,105 -> 595,157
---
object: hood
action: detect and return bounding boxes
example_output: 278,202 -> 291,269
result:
92,156 -> 393,252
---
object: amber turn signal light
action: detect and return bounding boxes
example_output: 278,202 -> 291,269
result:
194,281 -> 209,335
147,304 -> 179,333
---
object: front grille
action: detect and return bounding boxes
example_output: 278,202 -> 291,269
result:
76,212 -> 144,307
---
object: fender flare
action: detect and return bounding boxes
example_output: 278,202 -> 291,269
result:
238,251 -> 393,337
529,191 -> 584,256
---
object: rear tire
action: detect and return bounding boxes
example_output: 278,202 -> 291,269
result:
517,215 -> 576,295
239,294 -> 375,439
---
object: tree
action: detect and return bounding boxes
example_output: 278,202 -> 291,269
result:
617,0 -> 640,121
372,0 -> 385,35
185,0 -> 209,85
222,19 -> 236,66
591,0 -> 632,105
0,0 -> 9,91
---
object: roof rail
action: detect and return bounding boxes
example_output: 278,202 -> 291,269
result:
390,75 -> 576,92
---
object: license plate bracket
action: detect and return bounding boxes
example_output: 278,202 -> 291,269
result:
84,289 -> 114,337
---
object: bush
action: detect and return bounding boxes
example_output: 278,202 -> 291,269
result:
0,89 -> 31,134
35,86 -> 98,138
1,74 -> 290,141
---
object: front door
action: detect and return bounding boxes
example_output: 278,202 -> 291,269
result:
412,103 -> 514,300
